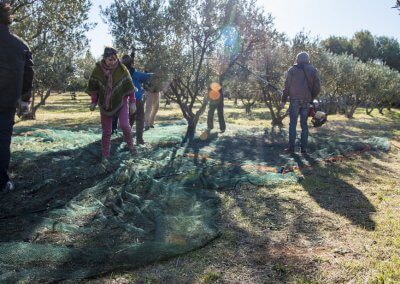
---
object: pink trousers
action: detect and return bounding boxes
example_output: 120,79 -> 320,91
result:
101,98 -> 133,157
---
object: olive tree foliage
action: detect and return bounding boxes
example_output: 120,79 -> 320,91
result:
218,3 -> 286,125
290,30 -> 320,60
321,31 -> 400,72
101,0 -> 169,87
7,0 -> 93,119
103,0 -> 282,140
68,50 -> 97,92
103,0 -> 227,141
375,36 -> 400,71
351,30 -> 378,62
364,63 -> 400,114
225,67 -> 259,115
394,0 -> 400,12
310,49 -> 340,114
347,61 -> 400,117
313,49 -> 400,118
250,45 -> 288,126
320,36 -> 353,55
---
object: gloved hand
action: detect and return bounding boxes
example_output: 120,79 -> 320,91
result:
129,103 -> 137,114
89,103 -> 96,111
308,103 -> 316,117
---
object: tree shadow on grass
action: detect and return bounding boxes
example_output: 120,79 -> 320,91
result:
215,188 -> 327,283
182,125 -> 378,231
293,153 -> 376,230
178,128 -> 379,281
316,118 -> 398,140
146,163 -> 323,282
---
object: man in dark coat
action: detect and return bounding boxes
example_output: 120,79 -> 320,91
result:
280,52 -> 320,154
0,3 -> 34,191
207,83 -> 226,133
121,54 -> 152,145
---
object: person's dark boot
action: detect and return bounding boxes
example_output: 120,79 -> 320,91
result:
136,125 -> 144,145
284,147 -> 295,154
129,147 -> 137,156
300,148 -> 307,154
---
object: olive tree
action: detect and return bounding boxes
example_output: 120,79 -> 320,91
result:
220,2 -> 286,125
8,0 -> 93,119
104,0 -> 282,140
104,0 -> 227,141
365,64 -> 400,114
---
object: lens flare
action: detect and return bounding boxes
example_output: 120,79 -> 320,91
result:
210,82 -> 221,91
214,25 -> 240,75
209,90 -> 221,101
220,26 -> 239,57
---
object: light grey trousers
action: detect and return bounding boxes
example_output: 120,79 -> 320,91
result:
145,91 -> 160,127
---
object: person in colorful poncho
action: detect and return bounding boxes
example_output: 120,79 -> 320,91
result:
86,47 -> 138,158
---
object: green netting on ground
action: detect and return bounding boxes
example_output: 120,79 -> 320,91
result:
12,127 -> 101,154
0,122 -> 391,282
1,154 -> 220,282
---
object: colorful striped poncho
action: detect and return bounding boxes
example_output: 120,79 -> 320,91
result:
86,62 -> 136,116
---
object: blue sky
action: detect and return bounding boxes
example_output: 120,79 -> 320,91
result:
87,0 -> 113,59
88,0 -> 400,58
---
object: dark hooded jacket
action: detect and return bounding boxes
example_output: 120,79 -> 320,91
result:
0,23 -> 34,111
282,63 -> 320,104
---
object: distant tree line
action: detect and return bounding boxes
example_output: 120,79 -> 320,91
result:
321,31 -> 400,72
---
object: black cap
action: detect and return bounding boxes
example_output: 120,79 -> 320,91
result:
103,46 -> 118,58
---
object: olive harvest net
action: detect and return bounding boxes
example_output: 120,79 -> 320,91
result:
0,122 -> 391,282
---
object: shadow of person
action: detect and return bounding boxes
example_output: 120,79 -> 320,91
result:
292,153 -> 376,231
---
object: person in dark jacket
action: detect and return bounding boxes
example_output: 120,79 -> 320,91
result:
207,82 -> 226,133
0,3 -> 34,192
121,54 -> 153,145
280,52 -> 320,154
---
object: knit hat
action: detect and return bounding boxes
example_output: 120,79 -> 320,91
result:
103,46 -> 118,58
121,54 -> 133,66
296,52 -> 310,64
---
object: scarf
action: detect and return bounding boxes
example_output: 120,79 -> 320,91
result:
100,59 -> 119,110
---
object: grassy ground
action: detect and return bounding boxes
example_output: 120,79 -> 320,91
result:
9,93 -> 400,283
